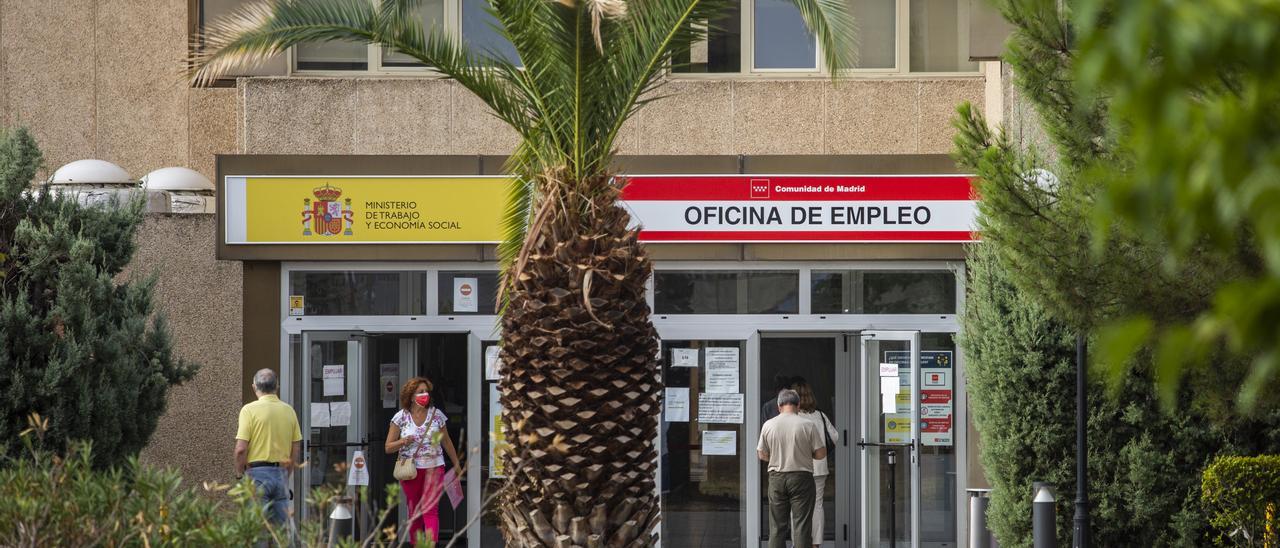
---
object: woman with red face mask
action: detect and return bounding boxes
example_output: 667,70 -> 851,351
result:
385,377 -> 462,545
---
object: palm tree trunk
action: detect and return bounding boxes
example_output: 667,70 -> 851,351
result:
498,174 -> 661,547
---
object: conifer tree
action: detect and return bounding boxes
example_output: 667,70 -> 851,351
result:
953,0 -> 1280,544
0,127 -> 197,468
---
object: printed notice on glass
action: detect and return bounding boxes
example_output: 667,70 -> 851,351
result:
704,347 -> 739,393
884,413 -> 911,444
697,393 -> 744,424
380,364 -> 399,408
671,348 -> 698,368
329,401 -> 352,426
310,403 -> 331,428
702,431 -> 737,456
485,345 -> 502,380
665,387 -> 690,422
322,365 -> 345,397
347,450 -> 369,486
454,277 -> 479,313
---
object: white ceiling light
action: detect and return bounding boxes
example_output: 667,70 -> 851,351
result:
50,159 -> 134,185
141,167 -> 214,192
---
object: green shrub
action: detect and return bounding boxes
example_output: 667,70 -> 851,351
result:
0,416 -> 266,546
1202,455 -> 1280,546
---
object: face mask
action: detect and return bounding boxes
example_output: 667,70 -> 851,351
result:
414,393 -> 430,408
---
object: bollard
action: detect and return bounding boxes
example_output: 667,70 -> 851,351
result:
1033,485 -> 1057,548
968,489 -> 994,548
328,496 -> 354,545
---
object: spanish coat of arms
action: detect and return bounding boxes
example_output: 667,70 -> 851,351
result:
301,184 -> 354,236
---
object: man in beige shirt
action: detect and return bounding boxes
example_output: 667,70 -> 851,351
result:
757,388 -> 827,548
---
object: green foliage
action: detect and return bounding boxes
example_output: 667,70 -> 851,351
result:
0,127 -> 197,468
0,419 -> 265,546
957,242 -> 1279,546
1069,0 -> 1280,404
1202,455 -> 1280,546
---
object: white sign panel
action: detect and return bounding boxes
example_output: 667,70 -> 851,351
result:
322,365 -> 345,397
453,277 -> 478,313
879,363 -> 899,377
347,450 -> 369,486
671,348 -> 699,368
697,393 -> 744,424
329,401 -> 352,426
485,345 -> 502,380
310,403 -> 331,428
701,431 -> 737,456
380,363 -> 399,408
665,387 -> 690,422
619,175 -> 978,243
704,347 -> 740,393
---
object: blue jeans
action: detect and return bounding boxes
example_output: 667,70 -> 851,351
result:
247,467 -> 290,525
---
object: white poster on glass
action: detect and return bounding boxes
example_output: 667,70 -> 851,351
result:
665,387 -> 690,422
704,347 -> 739,393
485,345 -> 502,380
322,365 -> 345,397
671,348 -> 698,368
454,277 -> 479,313
701,431 -> 737,456
697,393 -> 744,423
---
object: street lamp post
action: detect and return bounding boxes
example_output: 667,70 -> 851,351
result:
1072,333 -> 1090,548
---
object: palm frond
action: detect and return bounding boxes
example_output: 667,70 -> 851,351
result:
789,0 -> 857,75
189,0 -> 378,86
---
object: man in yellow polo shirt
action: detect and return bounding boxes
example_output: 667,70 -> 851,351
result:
235,368 -> 302,526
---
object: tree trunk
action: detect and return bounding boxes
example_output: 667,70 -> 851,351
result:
498,175 -> 661,547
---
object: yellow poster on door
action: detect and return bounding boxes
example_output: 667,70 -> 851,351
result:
884,413 -> 911,444
234,176 -> 512,244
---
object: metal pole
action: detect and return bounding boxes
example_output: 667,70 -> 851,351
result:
968,489 -> 993,548
888,450 -> 897,548
1034,485 -> 1057,548
1072,334 -> 1090,548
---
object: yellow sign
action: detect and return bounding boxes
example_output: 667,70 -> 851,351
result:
288,295 -> 305,317
237,176 -> 512,244
884,413 -> 911,444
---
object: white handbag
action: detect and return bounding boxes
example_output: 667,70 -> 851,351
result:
393,409 -> 435,481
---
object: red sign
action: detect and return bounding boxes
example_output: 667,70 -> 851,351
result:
459,283 -> 473,296
921,390 -> 952,404
619,175 -> 978,243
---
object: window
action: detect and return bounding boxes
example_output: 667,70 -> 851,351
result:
655,270 -> 799,314
288,0 -> 521,72
287,271 -> 427,315
753,0 -> 817,70
462,0 -> 522,65
381,0 -> 447,68
850,0 -> 897,69
661,340 -> 747,547
200,0 -> 978,75
909,0 -> 977,72
667,0 -> 979,75
811,270 -> 956,314
672,9 -> 742,73
437,271 -> 500,315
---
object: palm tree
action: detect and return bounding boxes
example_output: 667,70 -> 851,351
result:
191,1 -> 853,545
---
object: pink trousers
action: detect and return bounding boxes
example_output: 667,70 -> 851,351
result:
400,466 -> 444,545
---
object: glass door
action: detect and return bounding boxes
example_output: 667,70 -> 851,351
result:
300,332 -> 368,525
858,331 -> 919,548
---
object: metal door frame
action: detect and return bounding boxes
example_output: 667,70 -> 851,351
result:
858,330 -> 920,548
297,330 -> 368,525
756,331 -> 858,548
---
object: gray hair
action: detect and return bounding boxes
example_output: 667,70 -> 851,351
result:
776,388 -> 800,407
253,368 -> 278,394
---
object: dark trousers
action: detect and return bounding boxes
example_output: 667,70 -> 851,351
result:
768,470 -> 816,548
